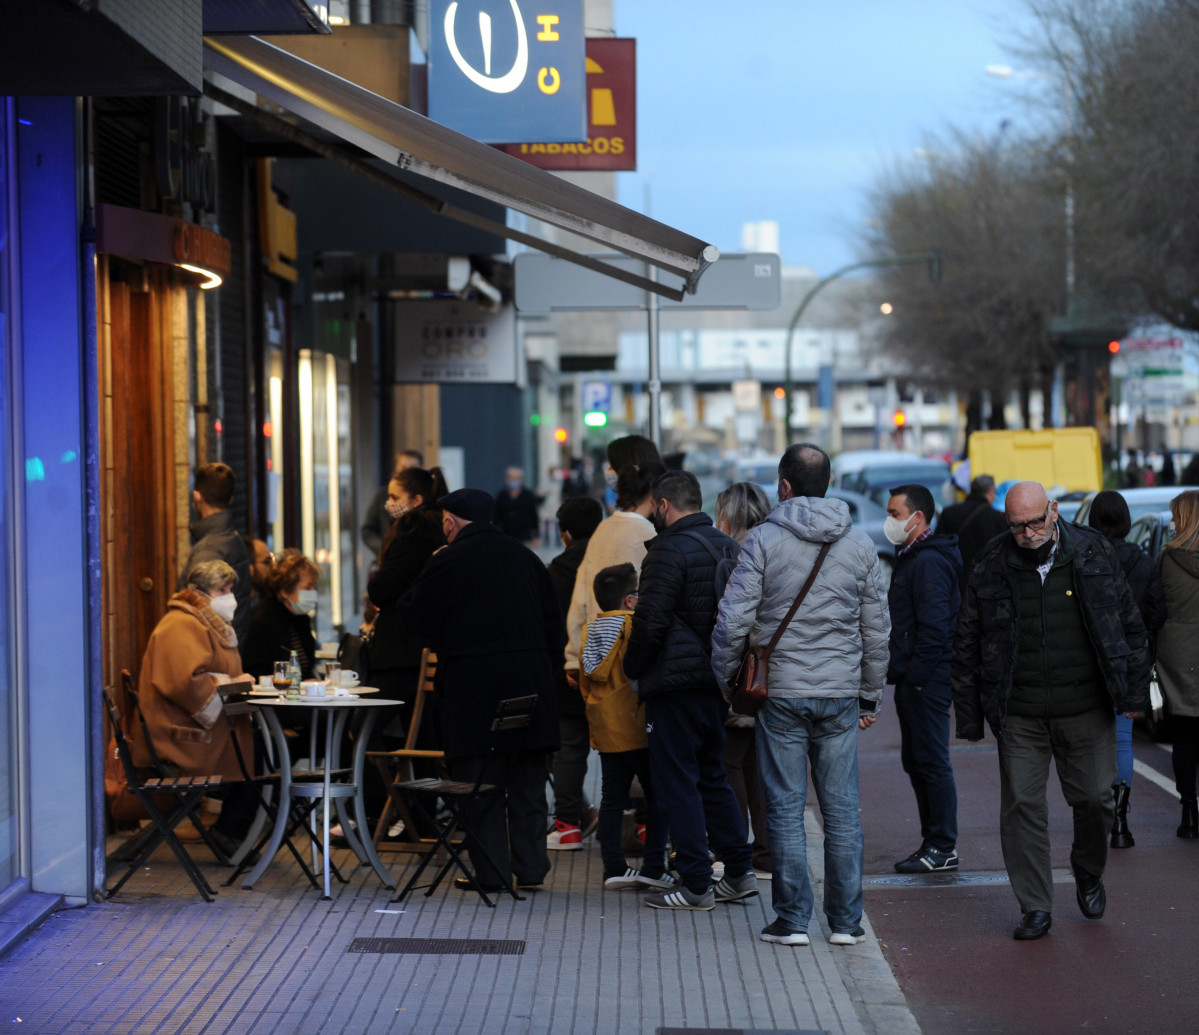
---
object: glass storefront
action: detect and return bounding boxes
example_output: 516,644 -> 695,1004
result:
0,100 -> 17,892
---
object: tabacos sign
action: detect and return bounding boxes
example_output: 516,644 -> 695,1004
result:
497,38 -> 637,171
429,0 -> 586,144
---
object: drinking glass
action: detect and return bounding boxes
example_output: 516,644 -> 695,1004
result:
272,660 -> 291,695
326,661 -> 341,687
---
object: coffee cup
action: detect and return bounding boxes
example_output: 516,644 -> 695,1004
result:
338,670 -> 358,684
258,675 -> 273,689
301,680 -> 326,697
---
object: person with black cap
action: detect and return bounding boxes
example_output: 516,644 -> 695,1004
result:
398,487 -> 564,892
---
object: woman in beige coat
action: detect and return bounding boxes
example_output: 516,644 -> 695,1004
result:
1157,489 -> 1199,838
136,559 -> 254,851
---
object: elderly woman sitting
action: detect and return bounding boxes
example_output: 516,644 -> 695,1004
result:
136,559 -> 255,852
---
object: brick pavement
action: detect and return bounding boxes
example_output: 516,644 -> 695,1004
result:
0,814 -> 918,1035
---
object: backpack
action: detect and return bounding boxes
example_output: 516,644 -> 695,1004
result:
681,528 -> 740,603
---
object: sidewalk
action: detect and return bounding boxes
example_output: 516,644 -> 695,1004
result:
0,813 -> 918,1034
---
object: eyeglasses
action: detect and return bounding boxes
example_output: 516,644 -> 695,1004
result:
1007,505 -> 1052,535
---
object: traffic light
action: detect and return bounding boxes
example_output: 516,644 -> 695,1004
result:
553,427 -> 569,443
893,410 -> 907,428
1108,341 -> 1120,354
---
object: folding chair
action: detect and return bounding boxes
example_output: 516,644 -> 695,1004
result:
102,686 -> 228,902
366,648 -> 446,852
391,693 -> 539,908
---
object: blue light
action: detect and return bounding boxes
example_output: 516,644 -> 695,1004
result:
25,457 -> 45,482
18,119 -> 32,126
61,450 -> 78,464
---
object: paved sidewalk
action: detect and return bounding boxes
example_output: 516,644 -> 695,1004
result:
0,812 -> 918,1034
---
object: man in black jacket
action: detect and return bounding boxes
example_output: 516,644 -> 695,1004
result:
399,488 -> 563,891
624,471 -> 756,910
885,484 -> 962,874
546,496 -> 604,845
952,481 -> 1150,942
937,474 -> 1007,595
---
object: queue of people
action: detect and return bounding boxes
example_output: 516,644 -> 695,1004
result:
123,440 -> 1198,952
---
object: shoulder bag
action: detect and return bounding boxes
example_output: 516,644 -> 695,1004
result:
731,541 -> 831,716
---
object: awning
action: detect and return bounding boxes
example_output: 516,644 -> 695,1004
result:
202,36 -> 718,300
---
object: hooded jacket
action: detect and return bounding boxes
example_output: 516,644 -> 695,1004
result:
579,611 -> 646,752
886,534 -> 962,687
711,496 -> 890,710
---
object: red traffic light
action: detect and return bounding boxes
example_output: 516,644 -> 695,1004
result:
1108,340 -> 1120,354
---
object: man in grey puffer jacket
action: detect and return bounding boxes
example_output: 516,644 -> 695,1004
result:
712,443 -> 890,947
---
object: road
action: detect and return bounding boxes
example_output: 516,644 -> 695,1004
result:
858,703 -> 1199,1034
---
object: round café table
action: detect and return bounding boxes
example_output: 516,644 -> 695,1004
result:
243,694 -> 401,899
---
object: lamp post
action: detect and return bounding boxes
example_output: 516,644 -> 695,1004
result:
986,63 -> 1076,426
782,250 -> 941,435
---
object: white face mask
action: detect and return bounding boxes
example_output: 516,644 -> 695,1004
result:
883,514 -> 916,546
209,592 -> 237,623
288,588 -> 318,615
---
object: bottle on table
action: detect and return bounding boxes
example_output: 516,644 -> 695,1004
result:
286,650 -> 301,699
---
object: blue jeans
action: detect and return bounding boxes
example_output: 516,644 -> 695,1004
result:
1115,711 -> 1133,786
756,696 -> 864,935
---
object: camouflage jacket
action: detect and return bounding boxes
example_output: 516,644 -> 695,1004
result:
951,521 -> 1151,740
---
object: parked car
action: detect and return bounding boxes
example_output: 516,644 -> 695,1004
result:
1053,489 -> 1091,525
831,449 -> 924,488
1125,510 -> 1177,742
1073,486 -> 1188,527
841,459 -> 954,514
827,487 -> 896,588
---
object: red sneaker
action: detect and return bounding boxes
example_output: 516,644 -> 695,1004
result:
547,820 -> 582,851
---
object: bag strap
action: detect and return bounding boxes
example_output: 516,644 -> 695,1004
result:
761,541 -> 831,659
681,527 -> 736,564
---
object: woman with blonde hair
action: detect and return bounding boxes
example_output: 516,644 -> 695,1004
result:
1157,489 -> 1199,837
714,481 -> 773,875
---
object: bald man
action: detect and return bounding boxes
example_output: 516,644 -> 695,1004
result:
952,481 -> 1150,941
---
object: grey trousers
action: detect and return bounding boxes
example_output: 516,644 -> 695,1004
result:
997,708 -> 1116,913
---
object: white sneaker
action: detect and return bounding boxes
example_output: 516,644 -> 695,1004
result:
636,871 -> 678,890
643,885 -> 714,910
829,926 -> 867,946
760,919 -> 810,946
386,820 -> 406,839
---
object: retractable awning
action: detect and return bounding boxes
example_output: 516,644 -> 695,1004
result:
202,36 -> 718,300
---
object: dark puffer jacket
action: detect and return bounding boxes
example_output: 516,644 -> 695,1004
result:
952,520 -> 1151,740
887,534 -> 962,688
624,513 -> 739,697
367,506 -> 446,671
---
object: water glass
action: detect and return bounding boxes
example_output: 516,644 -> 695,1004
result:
326,661 -> 342,687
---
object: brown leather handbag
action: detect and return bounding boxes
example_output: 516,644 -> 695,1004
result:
730,542 -> 831,716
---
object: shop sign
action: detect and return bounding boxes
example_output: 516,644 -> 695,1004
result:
392,300 -> 518,383
96,203 -> 232,278
497,38 -> 636,170
428,0 -> 586,143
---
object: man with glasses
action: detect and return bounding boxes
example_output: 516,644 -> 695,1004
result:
952,481 -> 1150,941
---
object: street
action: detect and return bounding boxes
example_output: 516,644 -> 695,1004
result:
858,701 -> 1199,1034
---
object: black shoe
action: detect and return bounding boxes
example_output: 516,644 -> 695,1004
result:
893,842 -> 931,871
1178,800 -> 1198,839
1013,910 -> 1052,940
453,876 -> 505,893
894,846 -> 958,873
1075,870 -> 1106,919
1110,785 -> 1134,849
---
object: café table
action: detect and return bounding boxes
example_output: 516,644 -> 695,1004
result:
241,691 -> 400,899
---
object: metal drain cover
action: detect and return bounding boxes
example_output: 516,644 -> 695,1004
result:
348,937 -> 525,955
657,1029 -> 825,1034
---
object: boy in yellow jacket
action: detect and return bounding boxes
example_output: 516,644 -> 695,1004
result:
580,563 -> 672,889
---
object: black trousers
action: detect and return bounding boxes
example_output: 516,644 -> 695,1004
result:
450,749 -> 551,886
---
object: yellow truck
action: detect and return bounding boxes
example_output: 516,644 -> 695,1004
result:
966,427 -> 1104,494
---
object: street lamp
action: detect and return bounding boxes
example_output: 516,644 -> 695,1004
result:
782,251 -> 941,435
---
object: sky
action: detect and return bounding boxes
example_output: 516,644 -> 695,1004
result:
612,0 -> 1043,274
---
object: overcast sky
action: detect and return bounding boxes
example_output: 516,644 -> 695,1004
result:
613,0 -> 1041,272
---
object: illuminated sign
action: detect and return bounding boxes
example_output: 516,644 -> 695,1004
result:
429,0 -> 585,143
498,38 -> 636,170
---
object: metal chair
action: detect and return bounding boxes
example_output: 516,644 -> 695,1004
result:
102,685 -> 228,902
391,693 -> 539,907
366,648 -> 446,852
